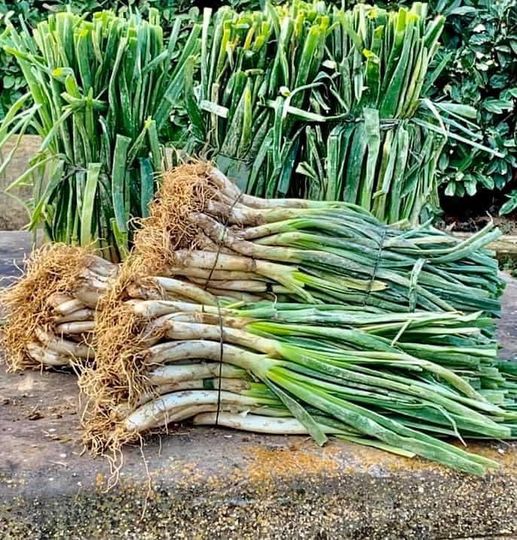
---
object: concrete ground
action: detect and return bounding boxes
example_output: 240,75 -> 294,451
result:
1,233 -> 517,539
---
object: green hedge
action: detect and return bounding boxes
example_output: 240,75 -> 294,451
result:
432,0 -> 516,199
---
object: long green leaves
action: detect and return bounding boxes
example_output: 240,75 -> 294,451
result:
186,1 -> 500,224
91,292 -> 516,474
77,164 -> 509,474
0,9 -> 201,261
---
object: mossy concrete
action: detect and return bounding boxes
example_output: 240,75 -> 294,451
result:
1,232 -> 517,539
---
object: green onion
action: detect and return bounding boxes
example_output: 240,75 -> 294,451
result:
187,1 -> 500,223
0,9 -> 201,261
78,164 -> 511,476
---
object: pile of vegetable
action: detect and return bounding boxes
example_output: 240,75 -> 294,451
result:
2,162 -> 511,475
187,1 -> 497,223
82,288 -> 517,475
0,9 -> 200,261
128,163 -> 504,323
1,244 -> 116,370
75,163 -> 515,475
0,0 -> 513,477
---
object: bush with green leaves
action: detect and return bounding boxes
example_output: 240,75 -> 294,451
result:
0,1 -> 39,119
434,0 -> 516,200
353,0 -> 517,206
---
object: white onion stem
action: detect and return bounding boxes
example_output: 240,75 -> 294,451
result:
55,309 -> 94,323
193,412 -> 307,434
151,277 -> 218,305
26,342 -> 71,367
155,319 -> 278,356
167,267 -> 264,281
74,287 -> 103,308
53,298 -> 85,315
123,390 -> 258,432
55,321 -> 95,334
136,378 -> 251,407
148,362 -> 246,384
128,299 -> 205,319
144,340 -> 276,374
35,328 -> 93,358
206,289 -> 262,301
86,256 -> 117,277
47,293 -> 75,310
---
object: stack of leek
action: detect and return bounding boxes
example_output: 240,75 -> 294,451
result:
187,1 -> 496,223
0,9 -> 201,261
81,282 -> 517,475
130,164 -> 504,325
1,245 -> 116,370
77,163 -> 513,475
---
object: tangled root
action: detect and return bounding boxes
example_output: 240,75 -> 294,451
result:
1,244 -> 93,371
80,162 -> 235,459
132,161 -> 218,275
79,259 -> 164,457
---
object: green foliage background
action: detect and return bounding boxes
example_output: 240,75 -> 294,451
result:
430,0 -> 516,199
1,0 -> 516,206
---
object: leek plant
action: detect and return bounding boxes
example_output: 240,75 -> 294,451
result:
0,9 -> 201,261
186,1 -> 499,224
131,164 -> 504,325
1,244 -> 118,371
82,285 -> 517,475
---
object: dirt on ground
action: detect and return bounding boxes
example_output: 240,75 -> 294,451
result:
439,214 -> 517,234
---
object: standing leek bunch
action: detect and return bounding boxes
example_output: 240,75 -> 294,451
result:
186,1 -> 498,224
0,9 -> 201,261
298,3 -> 449,223
186,1 -> 334,195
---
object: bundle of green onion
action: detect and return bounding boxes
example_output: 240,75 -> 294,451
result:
187,1 -> 497,223
1,244 -> 117,370
131,164 -> 504,327
81,282 -> 517,475
75,163 -> 512,475
0,9 -> 200,261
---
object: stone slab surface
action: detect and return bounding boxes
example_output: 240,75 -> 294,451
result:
0,233 -> 516,539
0,232 -> 31,285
